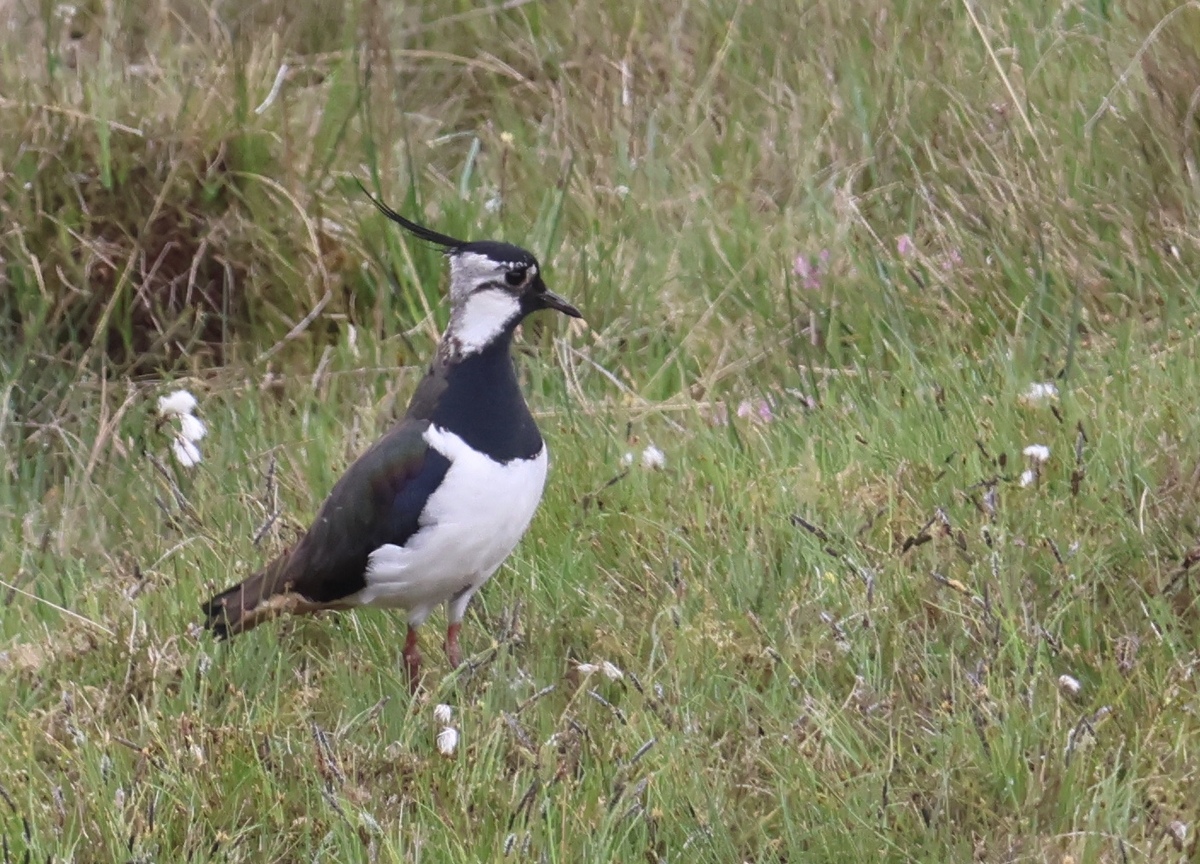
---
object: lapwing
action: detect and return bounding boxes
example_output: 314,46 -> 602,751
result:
202,189 -> 582,687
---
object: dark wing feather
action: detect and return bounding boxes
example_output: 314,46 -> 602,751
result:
285,417 -> 451,602
201,416 -> 450,633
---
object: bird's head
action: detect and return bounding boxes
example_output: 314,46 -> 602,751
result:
360,184 -> 582,355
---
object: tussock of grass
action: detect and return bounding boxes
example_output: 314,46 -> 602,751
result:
2,0 -> 1200,861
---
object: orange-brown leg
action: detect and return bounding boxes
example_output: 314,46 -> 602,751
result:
403,625 -> 422,693
444,621 -> 462,669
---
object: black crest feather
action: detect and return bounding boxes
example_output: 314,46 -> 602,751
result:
356,180 -> 465,250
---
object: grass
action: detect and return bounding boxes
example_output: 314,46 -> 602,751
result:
2,0 -> 1200,860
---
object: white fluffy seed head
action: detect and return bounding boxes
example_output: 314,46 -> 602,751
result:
1057,674 -> 1082,696
576,663 -> 599,675
171,437 -> 202,468
436,727 -> 459,757
641,445 -> 665,470
178,413 -> 207,443
1023,444 -> 1051,463
601,661 -> 624,681
1020,382 -> 1058,406
158,389 -> 198,417
1019,469 -> 1036,487
433,703 -> 454,725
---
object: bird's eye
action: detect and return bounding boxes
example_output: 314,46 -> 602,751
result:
504,267 -> 527,287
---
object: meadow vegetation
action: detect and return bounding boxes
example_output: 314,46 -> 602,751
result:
2,0 -> 1200,860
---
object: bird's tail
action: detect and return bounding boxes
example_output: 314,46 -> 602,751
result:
201,553 -> 313,638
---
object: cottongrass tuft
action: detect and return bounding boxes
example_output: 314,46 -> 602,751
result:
1023,444 -> 1051,463
159,388 -> 206,468
171,437 -> 202,468
1019,444 -> 1051,487
436,726 -> 459,757
640,445 -> 665,470
1057,674 -> 1082,696
622,446 -> 666,470
178,413 -> 207,443
157,389 -> 198,417
1019,382 -> 1059,407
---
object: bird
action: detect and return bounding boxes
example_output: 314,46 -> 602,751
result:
201,188 -> 582,687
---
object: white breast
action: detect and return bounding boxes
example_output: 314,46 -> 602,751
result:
345,425 -> 549,624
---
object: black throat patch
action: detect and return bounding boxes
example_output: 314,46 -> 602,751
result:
429,333 -> 543,463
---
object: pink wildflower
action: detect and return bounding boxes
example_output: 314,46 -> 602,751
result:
736,399 -> 775,424
794,249 -> 830,290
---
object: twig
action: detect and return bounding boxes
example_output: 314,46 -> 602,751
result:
626,737 -> 656,769
579,469 -> 630,511
254,63 -> 290,115
0,578 -> 114,636
961,0 -> 1046,160
404,0 -> 536,34
145,452 -> 196,517
503,712 -> 536,752
0,96 -> 144,135
587,690 -> 628,725
561,344 -> 686,432
516,684 -> 556,714
252,455 -> 281,546
1084,1 -> 1200,137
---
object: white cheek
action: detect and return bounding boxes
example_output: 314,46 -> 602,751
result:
454,290 -> 521,352
450,253 -> 503,302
